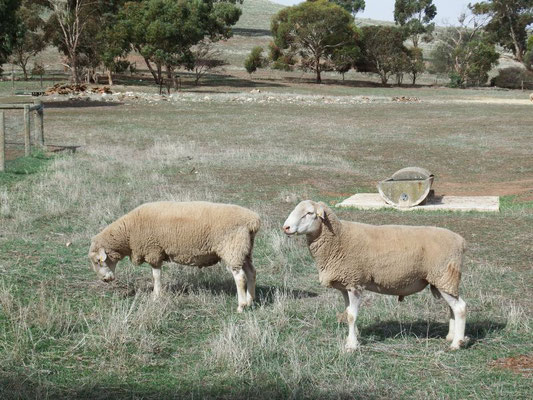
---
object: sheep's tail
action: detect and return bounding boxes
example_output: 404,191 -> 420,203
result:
246,213 -> 261,235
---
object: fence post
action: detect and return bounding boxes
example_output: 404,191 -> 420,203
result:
0,112 -> 5,172
34,100 -> 44,146
24,105 -> 31,156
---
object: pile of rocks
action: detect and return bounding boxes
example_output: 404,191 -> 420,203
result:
44,84 -> 112,95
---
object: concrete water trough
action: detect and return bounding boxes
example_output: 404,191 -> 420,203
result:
377,167 -> 434,208
337,167 -> 499,213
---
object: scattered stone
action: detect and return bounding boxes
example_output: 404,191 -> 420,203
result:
392,96 -> 420,102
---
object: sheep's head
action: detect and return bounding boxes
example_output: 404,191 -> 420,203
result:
88,247 -> 117,282
283,200 -> 326,236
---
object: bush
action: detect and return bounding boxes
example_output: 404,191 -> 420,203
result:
244,46 -> 264,75
493,67 -> 533,89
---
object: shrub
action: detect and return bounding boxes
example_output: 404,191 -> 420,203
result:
244,46 -> 264,75
493,67 -> 533,89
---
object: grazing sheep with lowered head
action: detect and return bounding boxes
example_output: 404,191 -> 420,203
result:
89,201 -> 260,312
283,200 -> 467,351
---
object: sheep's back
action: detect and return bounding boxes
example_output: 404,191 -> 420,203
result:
333,221 -> 465,294
125,201 -> 259,264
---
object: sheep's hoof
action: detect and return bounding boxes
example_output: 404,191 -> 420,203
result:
449,336 -> 469,350
345,342 -> 359,352
237,305 -> 246,313
246,297 -> 254,307
446,333 -> 454,342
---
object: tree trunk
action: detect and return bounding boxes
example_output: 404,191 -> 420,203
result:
21,64 -> 28,81
143,56 -> 160,84
412,72 -> 416,86
107,70 -> 113,86
380,73 -> 388,85
315,61 -> 321,84
156,63 -> 162,85
71,54 -> 79,85
166,65 -> 178,89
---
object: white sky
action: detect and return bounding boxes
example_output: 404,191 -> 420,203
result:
271,0 -> 472,26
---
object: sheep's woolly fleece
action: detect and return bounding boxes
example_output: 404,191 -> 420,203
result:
305,202 -> 465,297
90,201 -> 260,270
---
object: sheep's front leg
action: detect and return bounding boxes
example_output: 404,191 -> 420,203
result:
152,267 -> 162,298
231,269 -> 248,313
345,289 -> 363,352
440,291 -> 467,350
243,258 -> 256,307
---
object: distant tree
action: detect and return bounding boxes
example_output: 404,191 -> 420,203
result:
46,0 -> 94,84
329,0 -> 365,16
394,0 -> 437,48
268,40 -> 296,71
271,0 -> 359,83
331,44 -> 360,80
0,0 -> 21,72
189,39 -> 226,85
117,0 -> 241,86
431,13 -> 499,87
469,0 -> 533,63
406,46 -> 425,85
244,46 -> 264,75
10,0 -> 48,80
524,35 -> 533,70
357,25 -> 409,85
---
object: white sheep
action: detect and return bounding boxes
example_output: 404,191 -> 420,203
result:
89,201 -> 260,312
282,200 -> 467,351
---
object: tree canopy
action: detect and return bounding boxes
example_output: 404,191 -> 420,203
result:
271,0 -> 359,83
357,25 -> 409,85
431,16 -> 499,87
394,0 -> 437,48
117,0 -> 241,85
329,0 -> 365,16
470,0 -> 533,63
0,0 -> 21,70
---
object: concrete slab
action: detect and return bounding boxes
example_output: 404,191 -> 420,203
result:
337,193 -> 499,213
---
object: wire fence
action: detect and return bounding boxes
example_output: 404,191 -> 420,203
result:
0,101 -> 44,172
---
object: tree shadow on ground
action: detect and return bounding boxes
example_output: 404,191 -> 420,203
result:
43,100 -> 123,108
233,27 -> 272,37
361,319 -> 506,347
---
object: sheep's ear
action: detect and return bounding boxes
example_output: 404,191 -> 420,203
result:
316,202 -> 326,220
98,248 -> 107,262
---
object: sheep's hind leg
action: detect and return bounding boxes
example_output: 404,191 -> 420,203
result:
345,289 -> 363,352
242,256 -> 256,307
231,268 -> 248,313
152,267 -> 162,298
439,291 -> 467,350
446,306 -> 455,342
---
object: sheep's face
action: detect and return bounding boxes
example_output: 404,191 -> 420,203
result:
88,247 -> 117,282
283,200 -> 325,236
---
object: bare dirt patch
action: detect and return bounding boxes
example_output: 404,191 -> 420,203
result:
489,355 -> 533,377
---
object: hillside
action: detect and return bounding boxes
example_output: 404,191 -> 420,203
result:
234,0 -> 285,32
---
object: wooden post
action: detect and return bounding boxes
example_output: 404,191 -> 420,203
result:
0,112 -> 5,172
24,105 -> 31,156
34,100 -> 44,146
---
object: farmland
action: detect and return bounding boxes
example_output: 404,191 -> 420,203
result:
1,1 -> 532,399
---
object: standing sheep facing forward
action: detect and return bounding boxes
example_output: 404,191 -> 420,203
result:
283,200 -> 467,351
89,201 -> 260,312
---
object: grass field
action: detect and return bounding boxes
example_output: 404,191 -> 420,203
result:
0,73 -> 532,399
1,1 -> 533,398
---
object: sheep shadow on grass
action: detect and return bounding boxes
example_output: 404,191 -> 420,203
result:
361,319 -> 506,347
164,279 -> 317,307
